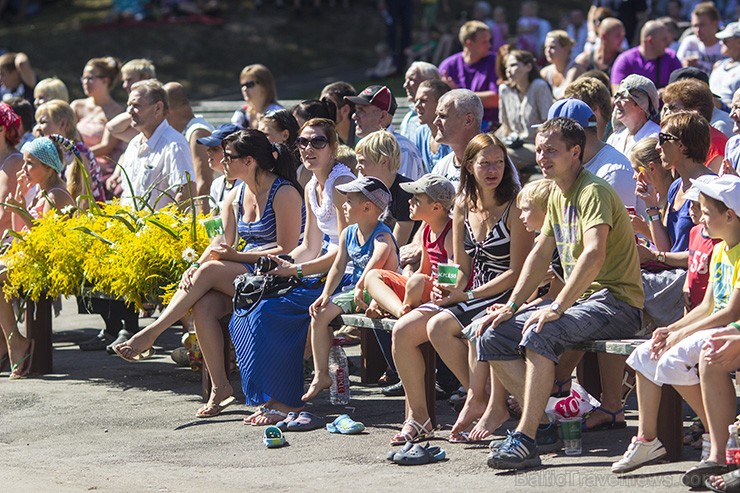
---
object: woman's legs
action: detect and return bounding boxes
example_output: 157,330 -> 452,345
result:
468,365 -> 510,440
635,372 -> 663,440
121,260 -> 247,353
584,353 -> 627,429
426,312 -> 469,387
0,270 -> 30,369
302,301 -> 344,401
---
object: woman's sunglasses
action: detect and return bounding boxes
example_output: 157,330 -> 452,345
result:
241,81 -> 258,89
296,136 -> 329,150
658,132 -> 679,146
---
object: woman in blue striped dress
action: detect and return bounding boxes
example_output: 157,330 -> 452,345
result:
231,118 -> 356,426
114,130 -> 305,419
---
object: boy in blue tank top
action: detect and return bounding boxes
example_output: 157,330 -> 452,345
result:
302,176 -> 399,402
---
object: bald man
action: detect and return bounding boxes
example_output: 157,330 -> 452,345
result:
610,20 -> 682,90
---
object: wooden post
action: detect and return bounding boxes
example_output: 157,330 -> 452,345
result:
25,297 -> 53,375
657,385 -> 683,462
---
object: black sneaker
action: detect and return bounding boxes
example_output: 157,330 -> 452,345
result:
490,423 -> 562,453
381,381 -> 405,396
79,332 -> 115,351
487,431 -> 541,470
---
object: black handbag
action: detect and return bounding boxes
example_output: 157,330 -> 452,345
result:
232,255 -> 302,315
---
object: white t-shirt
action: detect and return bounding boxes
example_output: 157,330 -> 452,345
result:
431,152 -> 461,188
709,59 -> 740,107
584,143 -> 637,209
676,35 -> 726,74
712,107 -> 735,138
606,120 -> 660,158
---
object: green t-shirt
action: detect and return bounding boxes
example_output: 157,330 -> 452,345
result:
541,169 -> 644,308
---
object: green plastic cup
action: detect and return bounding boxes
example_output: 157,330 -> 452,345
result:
202,217 -> 224,238
436,263 -> 459,285
560,418 -> 582,455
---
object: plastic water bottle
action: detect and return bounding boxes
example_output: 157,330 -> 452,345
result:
329,338 -> 350,405
727,424 -> 740,469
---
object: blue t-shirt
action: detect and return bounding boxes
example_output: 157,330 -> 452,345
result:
413,125 -> 452,174
666,179 -> 695,253
345,221 -> 398,284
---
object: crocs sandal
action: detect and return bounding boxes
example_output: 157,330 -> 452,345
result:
706,469 -> 740,493
682,460 -> 730,488
326,414 -> 365,434
387,441 -> 414,461
276,412 -> 299,431
392,442 -> 446,465
582,406 -> 627,432
286,411 -> 325,431
390,418 -> 434,445
263,426 -> 287,448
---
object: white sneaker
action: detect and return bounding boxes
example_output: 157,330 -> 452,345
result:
612,436 -> 668,474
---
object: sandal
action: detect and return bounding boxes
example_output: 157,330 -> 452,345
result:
582,406 -> 627,432
195,395 -> 236,418
326,414 -> 365,434
276,412 -> 299,431
551,378 -> 572,398
706,469 -> 740,493
392,442 -> 446,465
9,340 -> 34,380
113,343 -> 155,362
247,407 -> 288,426
263,426 -> 287,448
390,418 -> 434,445
683,460 -> 730,488
286,411 -> 325,431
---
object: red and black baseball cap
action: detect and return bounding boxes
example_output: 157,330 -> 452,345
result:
345,85 -> 398,115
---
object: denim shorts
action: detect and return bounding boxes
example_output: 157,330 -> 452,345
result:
477,288 -> 642,363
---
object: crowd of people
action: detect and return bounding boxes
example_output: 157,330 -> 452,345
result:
1,0 -> 740,487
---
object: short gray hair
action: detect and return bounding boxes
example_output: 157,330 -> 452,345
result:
440,89 -> 483,128
406,61 -> 440,80
130,79 -> 168,112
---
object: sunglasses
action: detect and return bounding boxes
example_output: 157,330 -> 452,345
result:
223,152 -> 246,163
658,132 -> 680,145
241,81 -> 258,89
296,136 -> 329,150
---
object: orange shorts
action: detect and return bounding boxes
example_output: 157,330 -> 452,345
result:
378,270 -> 433,304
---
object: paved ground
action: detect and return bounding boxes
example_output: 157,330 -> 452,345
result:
0,298 -> 706,492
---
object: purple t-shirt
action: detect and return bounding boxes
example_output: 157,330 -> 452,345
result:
610,47 -> 682,89
439,52 -> 498,128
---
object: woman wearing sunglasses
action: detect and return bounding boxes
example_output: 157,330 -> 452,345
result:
606,74 -> 661,158
230,118 -> 356,426
231,64 -> 283,130
114,129 -> 305,419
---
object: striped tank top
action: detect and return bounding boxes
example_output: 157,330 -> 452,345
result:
463,200 -> 513,289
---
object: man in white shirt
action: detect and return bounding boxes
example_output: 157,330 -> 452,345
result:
676,2 -> 725,74
430,89 -> 484,187
120,79 -> 195,210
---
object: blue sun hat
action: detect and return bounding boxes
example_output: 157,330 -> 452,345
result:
21,137 -> 64,173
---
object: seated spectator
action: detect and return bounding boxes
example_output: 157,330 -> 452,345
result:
114,129 -> 305,419
669,67 -> 735,138
676,2 -> 725,75
412,79 -> 452,173
564,75 -> 613,141
629,136 -> 675,215
291,98 -> 336,128
257,109 -> 300,170
565,9 -> 589,63
195,123 -> 241,212
0,52 -> 36,104
105,58 -> 157,146
399,61 -> 439,139
0,137 -> 75,378
661,78 -> 728,172
582,6 -> 616,55
32,77 -> 68,110
540,30 -> 575,100
726,88 -> 740,172
607,75 -> 660,157
346,85 -> 424,181
613,175 -> 740,482
611,20 -> 682,91
33,100 -> 106,206
472,2 -> 506,55
7,96 -> 33,148
709,22 -> 740,109
391,133 -> 530,444
482,118 -> 643,470
591,0 -> 648,47
235,118 -> 354,424
0,103 -> 22,235
319,81 -> 357,147
494,50 -> 553,171
164,82 -> 215,207
302,176 -> 398,402
231,64 -> 283,129
439,21 -> 499,131
569,17 -> 625,80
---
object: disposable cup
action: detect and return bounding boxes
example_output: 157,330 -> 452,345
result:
202,217 -> 224,238
560,418 -> 582,455
436,263 -> 459,285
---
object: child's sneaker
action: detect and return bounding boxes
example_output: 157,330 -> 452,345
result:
612,436 -> 667,473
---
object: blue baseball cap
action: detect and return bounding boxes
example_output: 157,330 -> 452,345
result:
545,99 -> 598,129
196,123 -> 241,147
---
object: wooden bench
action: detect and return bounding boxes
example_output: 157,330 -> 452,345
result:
336,315 -> 685,461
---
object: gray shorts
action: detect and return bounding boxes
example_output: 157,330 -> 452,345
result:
477,288 -> 642,363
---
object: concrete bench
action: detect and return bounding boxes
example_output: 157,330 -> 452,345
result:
335,315 -> 684,461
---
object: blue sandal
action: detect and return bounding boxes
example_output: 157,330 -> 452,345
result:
326,414 -> 365,434
392,442 -> 446,465
263,426 -> 287,448
286,411 -> 325,431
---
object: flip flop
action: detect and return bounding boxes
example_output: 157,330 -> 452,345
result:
286,411 -> 325,431
682,460 -> 730,488
448,431 -> 471,443
113,343 -> 155,362
263,426 -> 287,448
248,407 -> 288,426
392,442 -> 446,465
9,339 -> 34,380
706,469 -> 740,493
326,414 -> 365,434
195,395 -> 236,418
276,412 -> 299,431
582,406 -> 627,432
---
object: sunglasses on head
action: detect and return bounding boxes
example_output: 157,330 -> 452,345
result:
658,132 -> 680,145
296,136 -> 329,150
241,80 -> 258,89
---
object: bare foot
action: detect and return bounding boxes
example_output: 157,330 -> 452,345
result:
198,383 -> 234,415
450,394 -> 487,436
7,333 -> 31,368
365,302 -> 386,319
301,375 -> 332,401
468,406 -> 509,441
706,474 -> 726,492
124,333 -> 155,354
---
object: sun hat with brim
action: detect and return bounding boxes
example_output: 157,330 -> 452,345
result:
689,174 -> 740,216
683,174 -> 718,202
716,22 -> 740,40
336,176 -> 392,211
616,75 -> 659,120
399,174 -> 456,210
21,137 -> 64,173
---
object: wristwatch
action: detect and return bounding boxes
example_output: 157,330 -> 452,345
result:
549,302 -> 564,316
